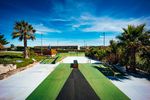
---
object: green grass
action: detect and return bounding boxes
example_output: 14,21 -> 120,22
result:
26,63 -> 72,100
40,58 -> 54,64
40,56 -> 59,64
58,52 -> 85,57
0,52 -> 46,68
79,64 -> 130,100
39,52 -> 85,64
56,52 -> 85,62
0,52 -> 85,67
0,52 -> 22,58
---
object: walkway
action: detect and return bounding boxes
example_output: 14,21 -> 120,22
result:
0,63 -> 59,100
108,75 -> 150,100
1,56 -> 149,100
62,56 -> 101,63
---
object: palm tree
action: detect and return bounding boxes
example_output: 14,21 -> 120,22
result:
110,40 -> 118,53
12,21 -> 36,59
117,24 -> 146,72
0,33 -> 9,49
139,31 -> 150,73
109,40 -> 118,64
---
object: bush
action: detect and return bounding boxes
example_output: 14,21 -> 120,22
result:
100,67 -> 115,76
16,59 -> 33,68
0,52 -> 46,68
16,46 -> 24,51
29,49 -> 37,56
0,58 -> 15,65
85,47 -> 109,61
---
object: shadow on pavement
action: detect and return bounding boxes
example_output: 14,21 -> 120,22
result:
127,72 -> 150,81
92,64 -> 150,82
92,65 -> 130,82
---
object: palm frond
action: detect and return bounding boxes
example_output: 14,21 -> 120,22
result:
12,21 -> 36,41
19,35 -> 24,41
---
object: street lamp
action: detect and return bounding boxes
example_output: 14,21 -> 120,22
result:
41,32 -> 43,55
103,32 -> 105,46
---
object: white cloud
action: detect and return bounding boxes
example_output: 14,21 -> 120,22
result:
72,14 -> 150,32
72,22 -> 89,28
33,24 -> 61,34
49,18 -> 70,22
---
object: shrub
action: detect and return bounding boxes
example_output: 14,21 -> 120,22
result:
16,58 -> 33,68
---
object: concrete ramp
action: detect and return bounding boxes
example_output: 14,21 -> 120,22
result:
62,57 -> 101,64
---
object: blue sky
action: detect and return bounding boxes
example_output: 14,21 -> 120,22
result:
0,0 -> 150,46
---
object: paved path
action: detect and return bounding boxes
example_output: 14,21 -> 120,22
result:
1,56 -> 149,100
62,57 -> 150,100
108,75 -> 150,100
62,56 -> 101,63
0,63 -> 59,100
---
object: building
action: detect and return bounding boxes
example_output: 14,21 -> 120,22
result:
34,45 -> 78,55
80,46 -> 108,50
34,45 -> 78,50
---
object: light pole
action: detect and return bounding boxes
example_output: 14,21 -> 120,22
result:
84,40 -> 85,49
103,32 -> 105,46
57,40 -> 58,46
41,33 -> 43,55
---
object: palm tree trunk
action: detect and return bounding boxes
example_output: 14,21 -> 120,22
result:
114,52 -> 118,64
24,32 -> 29,59
130,48 -> 136,72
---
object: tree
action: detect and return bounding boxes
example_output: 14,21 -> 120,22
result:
10,44 -> 15,48
138,31 -> 150,73
10,44 -> 15,50
109,40 -> 118,64
12,21 -> 36,59
117,24 -> 146,72
0,33 -> 9,49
